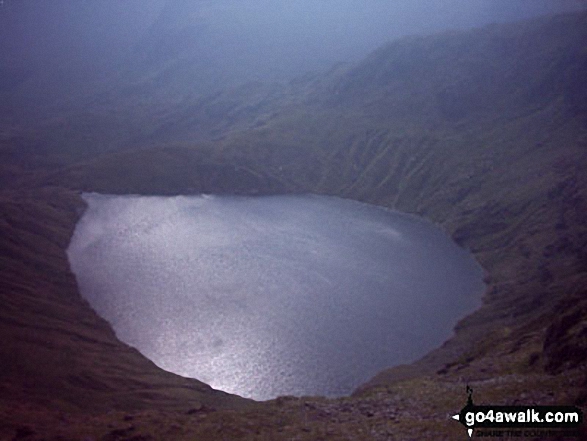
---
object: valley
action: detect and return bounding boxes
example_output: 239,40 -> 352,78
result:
0,9 -> 586,440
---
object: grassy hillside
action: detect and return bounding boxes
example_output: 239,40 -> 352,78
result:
1,11 -> 586,440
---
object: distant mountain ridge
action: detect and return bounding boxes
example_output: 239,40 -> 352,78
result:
330,12 -> 587,123
1,0 -> 585,123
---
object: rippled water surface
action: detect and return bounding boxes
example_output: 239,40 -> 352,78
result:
67,193 -> 484,400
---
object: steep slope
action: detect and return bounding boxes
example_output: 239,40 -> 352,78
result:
1,10 -> 587,440
0,188 -> 254,412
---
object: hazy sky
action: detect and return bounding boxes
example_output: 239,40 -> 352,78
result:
2,1 -> 584,67
0,0 -> 585,105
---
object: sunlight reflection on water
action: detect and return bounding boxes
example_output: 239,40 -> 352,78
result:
67,193 -> 484,400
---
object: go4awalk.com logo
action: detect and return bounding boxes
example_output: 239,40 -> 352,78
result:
451,386 -> 584,438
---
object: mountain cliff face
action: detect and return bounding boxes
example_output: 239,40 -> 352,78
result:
1,10 -> 586,440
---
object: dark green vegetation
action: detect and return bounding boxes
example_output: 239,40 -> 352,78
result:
1,11 -> 586,440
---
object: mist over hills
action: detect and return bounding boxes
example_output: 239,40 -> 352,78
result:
1,0 -> 585,122
0,4 -> 587,440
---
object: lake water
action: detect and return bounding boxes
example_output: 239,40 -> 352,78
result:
67,193 -> 484,400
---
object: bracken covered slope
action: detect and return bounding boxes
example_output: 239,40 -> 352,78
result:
1,11 -> 586,440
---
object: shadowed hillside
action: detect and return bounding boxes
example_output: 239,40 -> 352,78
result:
1,11 -> 586,440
